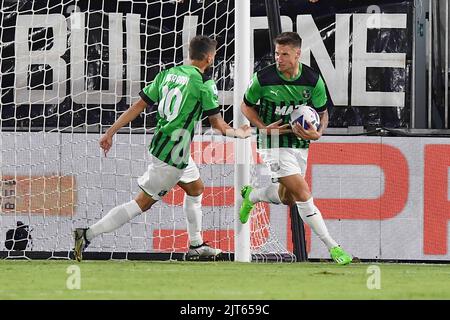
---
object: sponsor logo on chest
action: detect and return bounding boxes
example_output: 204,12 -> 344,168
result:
274,103 -> 307,116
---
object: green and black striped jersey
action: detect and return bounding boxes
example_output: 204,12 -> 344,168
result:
244,63 -> 332,149
139,65 -> 220,169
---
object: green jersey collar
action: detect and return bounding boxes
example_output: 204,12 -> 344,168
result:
190,64 -> 204,74
276,63 -> 302,81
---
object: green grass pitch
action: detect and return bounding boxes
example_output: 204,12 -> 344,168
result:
0,260 -> 449,300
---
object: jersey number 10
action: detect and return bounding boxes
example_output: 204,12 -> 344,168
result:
158,86 -> 183,122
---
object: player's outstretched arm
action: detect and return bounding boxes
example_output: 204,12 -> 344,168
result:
99,98 -> 148,155
241,102 -> 291,135
207,113 -> 252,138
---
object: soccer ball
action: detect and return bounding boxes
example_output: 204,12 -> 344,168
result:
289,105 -> 320,130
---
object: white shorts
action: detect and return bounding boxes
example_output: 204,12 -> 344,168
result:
258,148 -> 309,181
137,155 -> 200,200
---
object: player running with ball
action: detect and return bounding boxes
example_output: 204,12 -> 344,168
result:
74,35 -> 251,262
239,32 -> 352,265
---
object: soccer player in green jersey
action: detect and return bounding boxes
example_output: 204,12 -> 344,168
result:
239,32 -> 352,265
74,35 -> 251,262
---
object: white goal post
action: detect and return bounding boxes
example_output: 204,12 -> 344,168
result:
233,0 -> 251,263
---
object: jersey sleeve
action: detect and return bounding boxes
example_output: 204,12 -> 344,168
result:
201,79 -> 221,116
243,73 -> 262,107
139,72 -> 163,105
311,76 -> 332,113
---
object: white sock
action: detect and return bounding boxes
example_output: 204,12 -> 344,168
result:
249,184 -> 282,204
296,198 -> 338,250
86,200 -> 143,241
184,194 -> 203,247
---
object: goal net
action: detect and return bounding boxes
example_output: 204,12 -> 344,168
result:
0,0 -> 295,262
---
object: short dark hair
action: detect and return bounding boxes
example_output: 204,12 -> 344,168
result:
189,35 -> 217,61
274,32 -> 302,49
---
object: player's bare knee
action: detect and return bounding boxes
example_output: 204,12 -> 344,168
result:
181,179 -> 204,197
291,190 -> 311,203
134,192 -> 154,212
280,192 -> 294,206
189,184 -> 204,197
